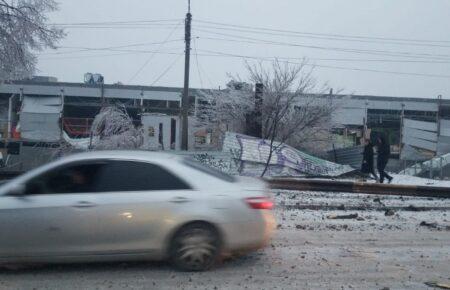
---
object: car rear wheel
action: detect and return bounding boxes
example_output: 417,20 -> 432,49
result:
170,223 -> 220,271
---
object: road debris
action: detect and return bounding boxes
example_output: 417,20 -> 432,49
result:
327,213 -> 358,219
384,209 -> 396,216
419,221 -> 450,231
424,281 -> 450,289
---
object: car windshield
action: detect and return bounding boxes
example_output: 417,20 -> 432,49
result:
183,157 -> 236,183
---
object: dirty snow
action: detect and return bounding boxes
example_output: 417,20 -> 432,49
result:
1,189 -> 449,290
313,173 -> 450,187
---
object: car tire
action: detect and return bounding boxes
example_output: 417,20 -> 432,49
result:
170,223 -> 220,271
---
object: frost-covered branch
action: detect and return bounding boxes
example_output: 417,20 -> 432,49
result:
90,105 -> 144,150
245,59 -> 337,176
0,0 -> 64,81
194,81 -> 254,136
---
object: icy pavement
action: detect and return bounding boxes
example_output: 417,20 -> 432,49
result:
388,174 -> 450,187
275,189 -> 450,233
339,173 -> 450,187
314,173 -> 450,187
0,190 -> 449,290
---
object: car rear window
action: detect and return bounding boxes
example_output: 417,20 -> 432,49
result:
183,158 -> 236,183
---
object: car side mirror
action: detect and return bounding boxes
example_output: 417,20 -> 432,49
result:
7,184 -> 26,196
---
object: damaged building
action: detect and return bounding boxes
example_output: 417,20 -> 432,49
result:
0,76 -> 212,170
330,94 -> 450,172
0,76 -> 449,173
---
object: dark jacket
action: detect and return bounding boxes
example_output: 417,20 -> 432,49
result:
361,143 -> 374,173
377,135 -> 390,164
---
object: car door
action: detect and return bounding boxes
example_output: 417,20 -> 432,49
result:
0,161 -> 106,259
86,159 -> 195,254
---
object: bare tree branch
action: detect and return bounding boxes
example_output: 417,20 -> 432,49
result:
195,59 -> 339,175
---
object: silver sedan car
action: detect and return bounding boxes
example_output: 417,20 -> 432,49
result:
0,151 -> 275,271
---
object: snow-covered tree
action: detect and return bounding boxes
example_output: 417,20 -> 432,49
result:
196,59 -> 337,176
248,60 -> 336,176
0,0 -> 64,81
195,80 -> 254,137
90,105 -> 144,150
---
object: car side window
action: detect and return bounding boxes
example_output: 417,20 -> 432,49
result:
25,162 -> 106,195
95,160 -> 191,192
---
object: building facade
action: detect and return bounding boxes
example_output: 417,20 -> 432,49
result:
0,78 -> 448,170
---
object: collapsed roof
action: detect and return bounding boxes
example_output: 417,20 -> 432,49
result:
223,132 -> 354,177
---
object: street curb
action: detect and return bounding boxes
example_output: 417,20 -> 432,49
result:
267,178 -> 450,199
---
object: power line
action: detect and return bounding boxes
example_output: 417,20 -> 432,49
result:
196,19 -> 450,44
41,46 -> 450,78
41,41 -> 450,64
53,19 -> 182,26
192,49 -> 450,79
39,49 -> 185,60
128,21 -> 183,83
195,30 -> 450,60
41,50 -> 450,64
194,23 -> 450,49
58,25 -> 181,30
40,39 -> 184,55
150,54 -> 184,86
53,17 -> 450,44
298,58 -> 450,64
192,38 -> 204,88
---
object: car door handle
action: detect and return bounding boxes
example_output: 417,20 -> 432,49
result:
72,201 -> 97,208
169,197 -> 191,204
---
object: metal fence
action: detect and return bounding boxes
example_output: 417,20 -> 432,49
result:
328,145 -> 364,168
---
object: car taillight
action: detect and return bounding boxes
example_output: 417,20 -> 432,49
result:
245,197 -> 274,210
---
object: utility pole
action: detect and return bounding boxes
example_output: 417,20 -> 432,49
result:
436,94 -> 442,158
181,0 -> 192,150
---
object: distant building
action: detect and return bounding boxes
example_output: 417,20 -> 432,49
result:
0,77 -> 449,170
328,94 -> 450,156
0,79 -> 206,170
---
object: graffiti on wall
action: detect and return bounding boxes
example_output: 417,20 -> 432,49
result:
223,132 -> 353,177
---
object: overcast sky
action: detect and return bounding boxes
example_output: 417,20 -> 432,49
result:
37,0 -> 450,98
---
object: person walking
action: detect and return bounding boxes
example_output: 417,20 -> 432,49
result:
361,139 -> 378,182
377,134 -> 393,183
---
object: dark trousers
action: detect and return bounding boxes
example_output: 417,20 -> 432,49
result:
362,162 -> 378,181
377,158 -> 392,183
368,168 -> 378,181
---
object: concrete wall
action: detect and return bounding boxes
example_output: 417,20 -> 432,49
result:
141,114 -> 180,150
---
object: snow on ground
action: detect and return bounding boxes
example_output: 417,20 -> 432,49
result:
273,190 -> 450,233
388,174 -> 450,187
309,173 -> 450,187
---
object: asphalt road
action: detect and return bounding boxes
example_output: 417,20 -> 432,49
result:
1,191 -> 449,290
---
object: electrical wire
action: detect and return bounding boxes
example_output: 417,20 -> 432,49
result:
58,25 -> 181,30
196,19 -> 450,44
53,19 -> 182,26
53,18 -> 450,44
192,38 -> 204,88
192,48 -> 450,79
42,17 -> 450,83
40,39 -> 185,56
195,29 -> 450,60
150,53 -> 184,86
39,49 -> 185,60
194,23 -> 450,49
40,40 -> 450,64
40,44 -> 450,78
127,20 -> 183,83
